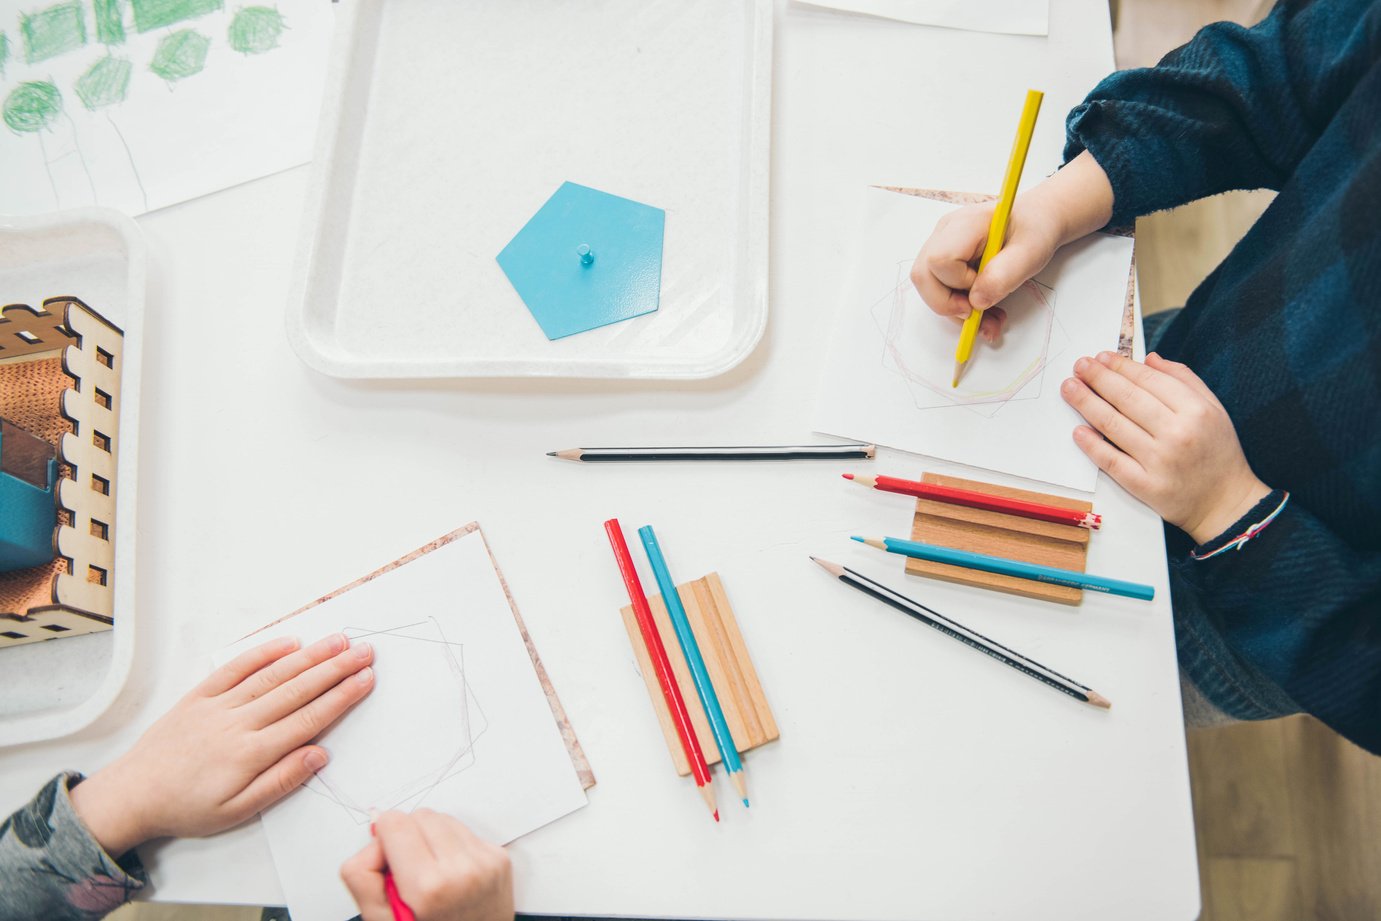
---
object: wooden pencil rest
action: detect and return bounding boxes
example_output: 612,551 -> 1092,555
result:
619,572 -> 779,776
907,473 -> 1092,606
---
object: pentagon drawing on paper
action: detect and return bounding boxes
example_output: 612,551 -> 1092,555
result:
869,261 -> 1068,419
306,617 -> 489,824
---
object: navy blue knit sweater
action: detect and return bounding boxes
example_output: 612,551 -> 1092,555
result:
1063,0 -> 1381,752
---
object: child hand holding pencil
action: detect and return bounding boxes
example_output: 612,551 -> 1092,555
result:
910,149 -> 1270,545
341,809 -> 513,921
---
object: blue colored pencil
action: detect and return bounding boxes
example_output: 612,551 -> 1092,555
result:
852,536 -> 1155,601
638,525 -> 750,807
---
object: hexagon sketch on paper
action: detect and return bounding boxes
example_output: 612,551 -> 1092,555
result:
868,260 -> 1067,418
304,617 -> 488,824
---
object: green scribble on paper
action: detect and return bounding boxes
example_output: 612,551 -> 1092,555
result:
75,55 -> 132,108
148,28 -> 208,80
20,1 -> 88,64
130,0 -> 222,34
227,6 -> 284,54
3,80 -> 63,133
93,0 -> 127,45
0,33 -> 10,76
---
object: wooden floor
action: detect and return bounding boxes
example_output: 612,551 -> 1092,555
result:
119,5 -> 1381,921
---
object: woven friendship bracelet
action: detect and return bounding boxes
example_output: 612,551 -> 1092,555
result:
1191,491 -> 1291,561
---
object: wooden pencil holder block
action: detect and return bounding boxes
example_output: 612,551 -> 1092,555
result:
907,473 -> 1092,606
619,572 -> 779,776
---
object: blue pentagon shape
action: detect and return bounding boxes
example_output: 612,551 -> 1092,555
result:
497,181 -> 665,340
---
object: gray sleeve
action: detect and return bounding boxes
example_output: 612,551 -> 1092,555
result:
0,773 -> 147,921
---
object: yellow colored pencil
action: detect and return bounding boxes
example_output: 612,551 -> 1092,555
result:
952,89 -> 1044,388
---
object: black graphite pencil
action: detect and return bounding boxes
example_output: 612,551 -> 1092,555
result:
547,444 -> 876,462
812,557 -> 1111,709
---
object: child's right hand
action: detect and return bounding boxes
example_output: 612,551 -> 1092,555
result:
909,150 -> 1117,339
341,809 -> 514,921
909,199 -> 1063,342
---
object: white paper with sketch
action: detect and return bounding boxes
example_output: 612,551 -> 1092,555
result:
0,0 -> 333,216
795,0 -> 1047,36
812,187 -> 1134,492
215,528 -> 588,921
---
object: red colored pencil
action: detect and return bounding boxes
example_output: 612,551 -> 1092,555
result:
604,518 -> 719,821
369,814 -> 416,921
844,473 -> 1102,530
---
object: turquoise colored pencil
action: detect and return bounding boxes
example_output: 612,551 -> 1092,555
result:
638,525 -> 750,807
852,536 -> 1155,601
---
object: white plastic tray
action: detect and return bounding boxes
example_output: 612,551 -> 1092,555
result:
288,0 -> 772,379
0,209 -> 144,746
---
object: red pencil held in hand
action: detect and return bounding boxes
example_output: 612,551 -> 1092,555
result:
604,518 -> 719,821
845,473 -> 1102,530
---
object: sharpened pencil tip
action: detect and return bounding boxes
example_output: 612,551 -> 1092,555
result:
850,535 -> 864,543
743,799 -> 750,807
545,451 -> 556,456
1087,690 -> 1113,710
714,810 -> 720,822
842,473 -> 855,480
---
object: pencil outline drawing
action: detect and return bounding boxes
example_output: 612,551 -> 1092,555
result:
305,617 -> 489,825
869,259 -> 1068,419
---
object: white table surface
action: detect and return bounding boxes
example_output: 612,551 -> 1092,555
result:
0,1 -> 1201,918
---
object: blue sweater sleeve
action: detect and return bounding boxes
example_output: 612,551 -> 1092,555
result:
1064,0 -> 1381,224
1170,495 -> 1381,754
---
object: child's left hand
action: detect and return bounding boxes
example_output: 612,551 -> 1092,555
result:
1061,351 -> 1272,544
69,632 -> 375,857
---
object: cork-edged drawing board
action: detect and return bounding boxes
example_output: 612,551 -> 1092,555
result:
907,473 -> 1092,605
619,572 -> 778,776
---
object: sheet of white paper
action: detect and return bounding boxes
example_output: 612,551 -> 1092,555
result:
0,0 -> 333,216
795,0 -> 1048,36
216,530 -> 588,921
812,187 -> 1134,492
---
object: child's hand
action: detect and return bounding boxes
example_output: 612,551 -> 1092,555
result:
909,199 -> 1062,343
1061,351 -> 1272,544
341,809 -> 514,921
70,633 -> 375,857
909,151 -> 1117,342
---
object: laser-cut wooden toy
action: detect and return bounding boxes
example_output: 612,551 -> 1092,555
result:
0,297 -> 125,648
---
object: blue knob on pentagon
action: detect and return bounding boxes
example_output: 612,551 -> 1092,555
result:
497,182 -> 665,340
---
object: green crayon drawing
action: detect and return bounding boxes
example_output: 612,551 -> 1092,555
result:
0,32 -> 10,75
75,55 -> 132,108
93,0 -> 127,45
3,80 -> 62,133
149,28 -> 208,81
130,0 -> 222,34
20,1 -> 88,64
227,6 -> 284,54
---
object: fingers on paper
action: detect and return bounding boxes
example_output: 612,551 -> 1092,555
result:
1073,425 -> 1149,490
226,744 -> 330,820
1094,351 -> 1200,413
1147,352 -> 1221,405
1075,355 -> 1171,431
340,839 -> 391,920
1060,376 -> 1152,456
198,635 -> 300,697
249,639 -> 374,726
263,663 -> 374,751
910,254 -> 973,318
229,633 -> 351,705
